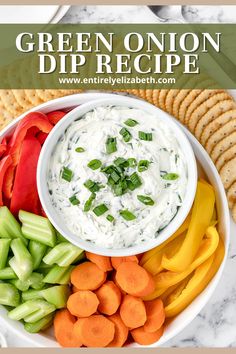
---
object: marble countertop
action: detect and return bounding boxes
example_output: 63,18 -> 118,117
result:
2,5 -> 236,348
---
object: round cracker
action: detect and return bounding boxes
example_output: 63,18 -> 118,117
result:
172,89 -> 190,118
188,92 -> 231,133
227,181 -> 236,209
152,89 -> 160,107
24,89 -> 44,106
184,89 -> 224,125
195,99 -> 235,141
12,89 -> 32,111
138,89 -> 147,100
211,131 -> 236,162
232,203 -> 236,223
0,99 -> 14,128
200,109 -> 236,146
206,119 -> 236,154
216,144 -> 236,171
219,156 -> 236,189
158,89 -> 169,111
0,89 -> 22,115
165,89 -> 180,115
145,89 -> 154,104
178,89 -> 203,123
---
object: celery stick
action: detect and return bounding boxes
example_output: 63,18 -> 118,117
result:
56,231 -> 67,244
0,267 -> 17,280
19,210 -> 56,247
8,300 -> 55,322
0,283 -> 20,307
41,285 -> 70,309
37,262 -> 53,276
22,289 -> 44,302
29,241 -> 47,270
0,207 -> 27,245
24,314 -> 54,333
10,279 -> 30,292
43,242 -> 84,267
73,251 -> 85,264
29,272 -> 44,290
9,239 -> 33,281
0,239 -> 11,269
43,265 -> 75,285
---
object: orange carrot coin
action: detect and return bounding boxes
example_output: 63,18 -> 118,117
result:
120,295 -> 147,329
71,261 -> 106,290
67,290 -> 99,317
95,281 -> 121,315
54,309 -> 82,348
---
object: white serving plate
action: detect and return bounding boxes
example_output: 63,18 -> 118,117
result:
0,93 -> 230,347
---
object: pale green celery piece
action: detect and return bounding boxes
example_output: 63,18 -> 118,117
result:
0,207 -> 27,245
8,300 -> 55,322
56,231 -> 67,244
29,241 -> 47,270
73,251 -> 85,264
0,267 -> 17,280
43,265 -> 75,285
29,272 -> 45,290
0,283 -> 20,307
43,242 -> 84,267
19,210 -> 56,247
10,279 -> 30,292
0,239 -> 11,269
41,285 -> 71,309
37,262 -> 53,276
24,313 -> 54,333
22,289 -> 44,302
10,272 -> 44,292
9,239 -> 33,281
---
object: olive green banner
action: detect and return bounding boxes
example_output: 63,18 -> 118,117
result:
0,24 -> 236,89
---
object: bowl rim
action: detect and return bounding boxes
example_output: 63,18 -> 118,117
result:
0,92 -> 230,348
37,95 -> 198,256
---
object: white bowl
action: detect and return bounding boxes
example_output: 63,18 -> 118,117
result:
0,93 -> 230,347
37,96 -> 197,257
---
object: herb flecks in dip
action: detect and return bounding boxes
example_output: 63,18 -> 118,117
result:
48,106 -> 188,249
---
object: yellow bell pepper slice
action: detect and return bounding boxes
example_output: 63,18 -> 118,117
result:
162,180 -> 215,272
140,213 -> 191,266
142,232 -> 186,276
155,226 -> 219,290
165,254 -> 214,317
164,238 -> 224,318
164,274 -> 193,306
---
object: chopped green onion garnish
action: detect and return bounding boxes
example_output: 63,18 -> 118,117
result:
130,172 -> 142,189
138,160 -> 150,172
106,137 -> 117,154
114,157 -> 128,168
138,131 -> 153,141
120,210 -> 136,221
106,214 -> 115,223
84,193 -> 96,212
110,170 -> 121,183
162,173 -> 179,180
137,195 -> 155,206
127,179 -> 135,191
75,147 -> 85,153
87,159 -> 102,170
69,195 -> 80,206
61,167 -> 73,182
127,158 -> 137,168
93,204 -> 108,216
84,179 -> 103,193
124,119 -> 139,127
119,128 -> 132,142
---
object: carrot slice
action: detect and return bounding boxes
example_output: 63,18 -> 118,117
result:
111,256 -> 139,270
54,309 -> 82,348
115,261 -> 155,297
85,252 -> 113,272
131,325 -> 164,345
120,295 -> 146,329
67,290 -> 99,317
143,299 -> 165,333
71,261 -> 106,290
72,285 -> 80,293
73,315 -> 115,347
95,281 -> 121,315
107,314 -> 129,347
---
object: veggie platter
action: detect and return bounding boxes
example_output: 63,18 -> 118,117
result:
0,93 -> 230,347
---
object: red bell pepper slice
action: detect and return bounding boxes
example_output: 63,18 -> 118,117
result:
10,135 -> 42,216
47,110 -> 66,125
0,155 -> 13,206
4,112 -> 53,199
0,137 -> 7,158
37,132 -> 48,145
